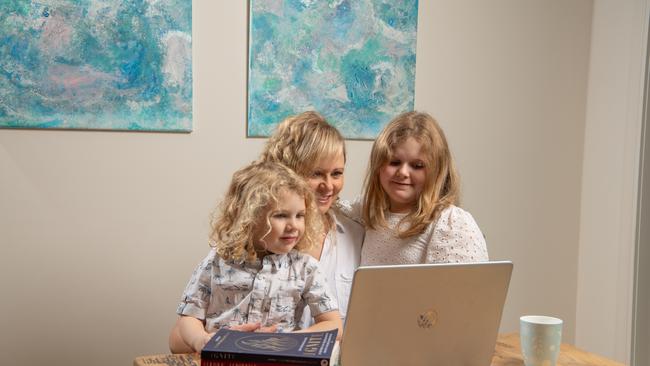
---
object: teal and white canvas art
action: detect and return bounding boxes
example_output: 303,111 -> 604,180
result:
247,0 -> 418,139
0,0 -> 192,131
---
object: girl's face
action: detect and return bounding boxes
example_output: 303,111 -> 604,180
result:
256,190 -> 306,255
306,151 -> 345,214
379,137 -> 427,213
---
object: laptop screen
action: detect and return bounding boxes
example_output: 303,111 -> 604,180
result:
340,261 -> 513,366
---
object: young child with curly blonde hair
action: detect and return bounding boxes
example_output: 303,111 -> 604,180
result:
259,112 -> 364,329
169,161 -> 342,353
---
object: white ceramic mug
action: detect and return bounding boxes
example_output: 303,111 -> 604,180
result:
519,315 -> 563,366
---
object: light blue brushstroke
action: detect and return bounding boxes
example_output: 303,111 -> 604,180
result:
0,0 -> 192,132
248,0 -> 418,139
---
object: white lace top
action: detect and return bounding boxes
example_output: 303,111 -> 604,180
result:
361,206 -> 488,266
338,200 -> 488,265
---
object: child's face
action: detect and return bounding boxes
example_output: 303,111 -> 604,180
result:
306,151 -> 345,214
257,190 -> 306,255
379,137 -> 427,213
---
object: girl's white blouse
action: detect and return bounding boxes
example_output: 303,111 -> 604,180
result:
360,205 -> 488,265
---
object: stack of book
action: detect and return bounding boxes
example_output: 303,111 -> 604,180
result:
201,328 -> 339,366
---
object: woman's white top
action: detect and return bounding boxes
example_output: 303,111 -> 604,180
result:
360,205 -> 488,265
298,209 -> 364,328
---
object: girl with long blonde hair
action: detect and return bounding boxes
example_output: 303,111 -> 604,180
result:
343,111 -> 488,265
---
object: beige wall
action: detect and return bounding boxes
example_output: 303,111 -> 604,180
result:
415,0 -> 591,349
0,1 -> 611,365
577,0 -> 649,363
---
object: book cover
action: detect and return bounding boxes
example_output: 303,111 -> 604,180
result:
201,328 -> 338,366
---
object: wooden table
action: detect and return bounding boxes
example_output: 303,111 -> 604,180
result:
134,333 -> 625,366
492,333 -> 625,366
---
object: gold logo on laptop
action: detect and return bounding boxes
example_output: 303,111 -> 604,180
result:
417,309 -> 438,329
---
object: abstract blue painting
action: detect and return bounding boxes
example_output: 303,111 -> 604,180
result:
0,0 -> 192,131
247,0 -> 418,139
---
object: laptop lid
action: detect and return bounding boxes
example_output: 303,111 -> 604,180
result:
340,261 -> 513,366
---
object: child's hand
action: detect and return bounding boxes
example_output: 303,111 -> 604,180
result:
227,322 -> 278,333
229,322 -> 262,332
257,324 -> 278,333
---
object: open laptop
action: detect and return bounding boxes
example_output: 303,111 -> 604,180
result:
339,261 -> 513,366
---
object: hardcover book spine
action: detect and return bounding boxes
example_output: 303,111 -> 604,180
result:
201,361 -> 299,366
201,351 -> 324,366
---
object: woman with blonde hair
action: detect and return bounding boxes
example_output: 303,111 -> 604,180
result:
259,111 -> 364,328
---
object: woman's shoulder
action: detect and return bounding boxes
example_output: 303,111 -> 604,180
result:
329,207 -> 364,252
334,196 -> 364,223
331,208 -> 363,232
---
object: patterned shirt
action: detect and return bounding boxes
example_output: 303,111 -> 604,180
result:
177,249 -> 338,333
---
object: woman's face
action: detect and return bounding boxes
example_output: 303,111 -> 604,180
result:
306,151 -> 345,214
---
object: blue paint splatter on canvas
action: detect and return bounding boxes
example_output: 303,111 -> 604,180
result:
0,0 -> 192,131
247,0 -> 418,139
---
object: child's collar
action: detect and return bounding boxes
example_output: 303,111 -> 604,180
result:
254,251 -> 293,267
260,252 -> 298,273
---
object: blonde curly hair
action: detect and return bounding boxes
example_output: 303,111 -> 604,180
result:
259,111 -> 346,230
363,111 -> 460,238
210,161 -> 323,262
259,111 -> 345,177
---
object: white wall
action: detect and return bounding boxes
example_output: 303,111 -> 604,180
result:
0,2 -> 599,366
576,0 -> 649,363
632,72 -> 649,365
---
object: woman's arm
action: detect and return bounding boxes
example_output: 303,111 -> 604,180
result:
295,310 -> 343,340
169,315 -> 212,353
169,316 -> 197,353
